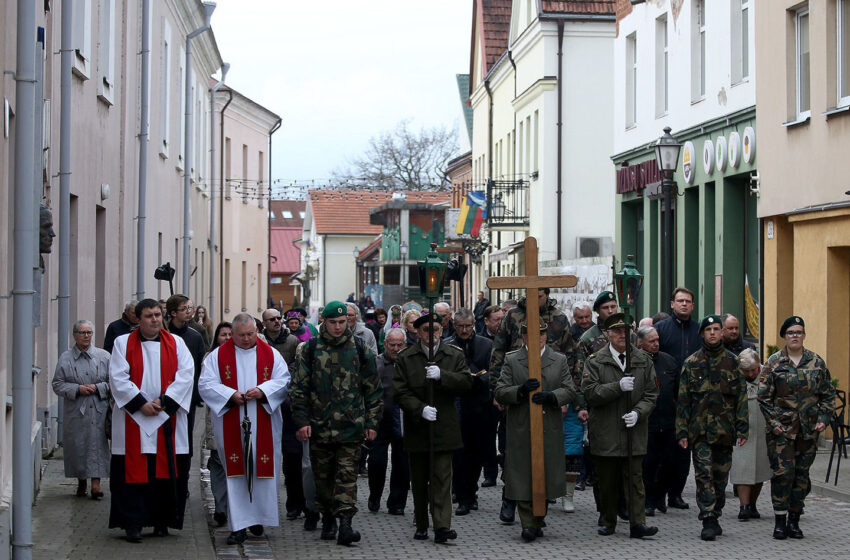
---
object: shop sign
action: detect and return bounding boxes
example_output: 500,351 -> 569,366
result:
682,141 -> 695,184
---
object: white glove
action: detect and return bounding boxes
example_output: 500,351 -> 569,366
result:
425,365 -> 441,380
622,411 -> 638,428
422,406 -> 437,422
619,376 -> 635,392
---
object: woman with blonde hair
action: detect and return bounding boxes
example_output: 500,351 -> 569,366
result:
194,305 -> 214,343
401,309 -> 421,346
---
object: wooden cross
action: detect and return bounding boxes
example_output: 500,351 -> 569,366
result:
487,236 -> 577,516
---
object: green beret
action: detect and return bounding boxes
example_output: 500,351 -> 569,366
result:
321,301 -> 348,318
520,320 -> 548,334
699,314 -> 722,333
594,291 -> 617,311
413,312 -> 441,328
780,315 -> 804,337
602,313 -> 626,330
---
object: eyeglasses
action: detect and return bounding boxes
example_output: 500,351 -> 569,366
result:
786,331 -> 805,337
75,331 -> 93,336
454,324 -> 474,330
266,316 -> 282,322
177,306 -> 194,313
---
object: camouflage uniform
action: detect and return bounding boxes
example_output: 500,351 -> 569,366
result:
758,347 -> 835,514
675,343 -> 748,520
290,324 -> 383,517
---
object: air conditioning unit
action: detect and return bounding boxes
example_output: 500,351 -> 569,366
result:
577,236 -> 613,258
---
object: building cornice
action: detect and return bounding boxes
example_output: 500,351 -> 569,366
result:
512,77 -> 557,112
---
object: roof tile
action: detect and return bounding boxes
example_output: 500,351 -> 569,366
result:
541,1 -> 616,15
308,189 -> 451,235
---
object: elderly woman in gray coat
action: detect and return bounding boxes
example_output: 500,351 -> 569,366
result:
52,320 -> 111,498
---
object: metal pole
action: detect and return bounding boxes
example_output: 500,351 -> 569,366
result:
623,310 -> 635,524
12,0 -> 37,556
427,296 -> 435,522
209,63 -> 229,321
662,175 -> 673,303
182,38 -> 193,295
136,0 -> 151,299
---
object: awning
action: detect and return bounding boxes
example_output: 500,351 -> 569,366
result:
489,240 -> 524,263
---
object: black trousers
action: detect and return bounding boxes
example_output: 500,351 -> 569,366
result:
455,409 -> 494,505
108,454 -> 190,530
670,441 -> 691,499
643,428 -> 679,505
283,450 -> 306,514
368,430 -> 409,511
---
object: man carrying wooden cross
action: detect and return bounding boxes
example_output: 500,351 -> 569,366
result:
495,320 -> 576,541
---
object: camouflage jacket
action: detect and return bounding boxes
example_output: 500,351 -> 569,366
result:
290,324 -> 383,443
758,347 -> 835,439
489,297 -> 583,405
578,324 -> 606,359
675,343 -> 748,445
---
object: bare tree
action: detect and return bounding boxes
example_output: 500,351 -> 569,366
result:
334,120 -> 458,190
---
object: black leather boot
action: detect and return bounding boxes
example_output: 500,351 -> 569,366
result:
336,516 -> 361,545
700,517 -> 718,541
787,512 -> 804,539
320,515 -> 338,540
773,514 -> 787,540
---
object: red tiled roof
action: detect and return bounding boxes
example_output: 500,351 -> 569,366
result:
480,0 -> 512,76
270,200 -> 306,228
541,1 -> 616,15
270,227 -> 302,274
308,190 -> 451,236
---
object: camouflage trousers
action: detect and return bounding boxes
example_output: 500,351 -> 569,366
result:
767,433 -> 818,514
691,440 -> 733,520
309,441 -> 362,517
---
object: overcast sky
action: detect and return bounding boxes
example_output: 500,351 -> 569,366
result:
210,1 -> 473,194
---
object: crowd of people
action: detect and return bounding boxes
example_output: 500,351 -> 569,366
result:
51,285 -> 836,546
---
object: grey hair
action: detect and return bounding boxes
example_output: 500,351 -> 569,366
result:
573,302 -> 592,313
434,302 -> 451,313
636,326 -> 656,340
386,327 -> 407,342
124,299 -> 139,312
232,313 -> 256,328
738,348 -> 760,370
72,319 -> 94,334
453,308 -> 474,322
345,302 -> 361,320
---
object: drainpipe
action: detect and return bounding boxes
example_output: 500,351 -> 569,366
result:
183,2 -> 215,294
209,62 -> 229,320
556,20 -> 564,260
267,118 -> 281,309
57,0 -> 75,445
219,89 -> 233,317
12,0 -> 37,557
136,0 -> 151,300
484,79 -> 493,179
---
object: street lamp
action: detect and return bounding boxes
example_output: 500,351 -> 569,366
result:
353,246 -> 360,299
654,126 -> 681,306
400,240 -> 409,294
491,193 -> 507,221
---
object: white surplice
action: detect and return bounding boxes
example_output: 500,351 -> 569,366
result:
109,333 -> 195,454
199,343 -> 290,531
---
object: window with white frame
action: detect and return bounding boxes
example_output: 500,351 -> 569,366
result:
281,210 -> 293,219
796,6 -> 811,118
655,15 -> 668,116
72,0 -> 92,78
838,0 -> 850,106
525,115 -> 531,176
626,32 -> 637,128
159,18 -> 171,158
731,0 -> 749,84
178,46 -> 185,170
97,0 -> 115,104
691,0 -> 706,101
532,111 -> 538,174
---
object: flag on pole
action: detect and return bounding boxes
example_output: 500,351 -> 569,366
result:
456,191 -> 487,237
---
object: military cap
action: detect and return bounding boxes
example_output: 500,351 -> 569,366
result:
321,301 -> 348,318
602,313 -> 627,330
520,320 -> 548,334
593,291 -> 617,311
780,315 -> 805,337
699,314 -> 722,333
413,312 -> 442,328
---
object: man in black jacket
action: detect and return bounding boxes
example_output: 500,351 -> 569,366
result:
721,314 -> 756,356
653,286 -> 700,509
165,294 -> 206,456
103,300 -> 139,353
446,308 -> 495,515
637,325 -> 680,516
473,292 -> 490,334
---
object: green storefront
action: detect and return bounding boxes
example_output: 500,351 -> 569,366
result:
613,107 -> 760,339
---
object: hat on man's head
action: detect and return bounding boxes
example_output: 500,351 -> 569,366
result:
413,313 -> 442,329
520,320 -> 548,334
321,301 -> 348,319
699,314 -> 723,333
594,291 -> 617,311
779,315 -> 805,337
602,313 -> 627,330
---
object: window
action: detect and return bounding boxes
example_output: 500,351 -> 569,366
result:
281,210 -> 293,219
839,0 -> 850,106
269,210 -> 275,220
626,32 -> 637,128
299,211 -> 305,219
655,15 -> 668,116
731,0 -> 749,84
97,0 -> 115,103
159,18 -> 171,158
796,7 -> 811,118
72,0 -> 92,78
691,0 -> 706,101
533,110 -> 538,173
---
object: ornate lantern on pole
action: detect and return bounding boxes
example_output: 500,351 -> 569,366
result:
654,127 -> 681,304
613,254 -> 643,369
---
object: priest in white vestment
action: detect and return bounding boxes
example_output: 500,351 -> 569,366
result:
200,313 -> 290,545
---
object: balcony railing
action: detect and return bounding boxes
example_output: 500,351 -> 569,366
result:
487,179 -> 530,229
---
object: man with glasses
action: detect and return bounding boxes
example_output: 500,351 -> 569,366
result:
445,308 -> 495,515
262,308 -> 299,369
52,319 -> 112,499
434,302 -> 456,340
345,302 -> 379,356
165,294 -> 206,455
759,316 -> 835,540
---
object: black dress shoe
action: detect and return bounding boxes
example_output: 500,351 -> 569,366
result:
248,524 -> 264,536
455,503 -> 471,516
668,496 -> 689,509
286,509 -> 301,520
499,499 -> 516,523
213,512 -> 228,527
434,527 -> 457,544
152,526 -> 169,537
747,504 -> 760,519
368,498 -> 380,512
226,529 -> 247,545
535,528 -> 544,537
598,525 -> 615,536
125,526 -> 142,543
645,506 -> 655,517
303,511 -> 319,531
520,527 -> 537,542
630,524 -> 658,539
481,477 -> 497,487
388,507 -> 405,515
655,500 -> 667,514
738,505 -> 751,520
414,528 -> 429,540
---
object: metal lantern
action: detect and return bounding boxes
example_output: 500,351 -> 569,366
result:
417,243 -> 447,299
654,126 -> 682,174
614,254 -> 643,312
